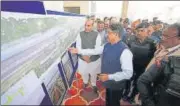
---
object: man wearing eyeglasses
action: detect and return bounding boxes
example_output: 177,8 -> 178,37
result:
137,23 -> 180,106
123,23 -> 156,103
69,23 -> 133,106
76,19 -> 102,93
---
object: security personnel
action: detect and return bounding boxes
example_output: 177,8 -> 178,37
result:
137,23 -> 180,106
124,23 -> 156,103
69,23 -> 133,106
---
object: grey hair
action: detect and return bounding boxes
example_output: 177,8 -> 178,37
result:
109,23 -> 124,38
169,23 -> 180,37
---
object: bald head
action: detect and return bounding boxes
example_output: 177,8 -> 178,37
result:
85,19 -> 94,32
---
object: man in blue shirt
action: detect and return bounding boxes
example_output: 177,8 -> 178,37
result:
69,23 -> 133,106
124,23 -> 156,103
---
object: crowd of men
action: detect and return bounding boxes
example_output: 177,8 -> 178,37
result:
69,15 -> 180,106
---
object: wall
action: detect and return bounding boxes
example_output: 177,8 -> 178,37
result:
127,1 -> 180,23
90,1 -> 96,15
95,1 -> 123,18
121,1 -> 129,18
43,1 -> 64,12
63,1 -> 90,15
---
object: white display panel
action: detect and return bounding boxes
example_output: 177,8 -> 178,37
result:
1,71 -> 45,105
39,53 -> 68,105
69,43 -> 78,68
43,66 -> 66,105
61,52 -> 74,83
1,11 -> 85,96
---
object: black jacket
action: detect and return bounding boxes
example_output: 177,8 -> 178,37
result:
137,56 -> 180,106
137,60 -> 168,106
125,36 -> 156,71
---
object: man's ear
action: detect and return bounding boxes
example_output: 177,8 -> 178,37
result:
170,28 -> 178,36
178,36 -> 180,39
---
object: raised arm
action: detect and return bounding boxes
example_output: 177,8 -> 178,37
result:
69,34 -> 104,55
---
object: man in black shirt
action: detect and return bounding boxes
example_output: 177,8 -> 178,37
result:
123,23 -> 156,103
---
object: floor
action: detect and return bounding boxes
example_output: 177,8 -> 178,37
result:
62,72 -> 135,106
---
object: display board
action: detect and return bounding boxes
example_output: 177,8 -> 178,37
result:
1,71 -> 45,105
1,10 -> 85,105
69,42 -> 78,69
42,65 -> 66,105
61,51 -> 74,87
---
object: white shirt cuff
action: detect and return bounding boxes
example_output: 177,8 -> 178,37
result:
108,74 -> 114,80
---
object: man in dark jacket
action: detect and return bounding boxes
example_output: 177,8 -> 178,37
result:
123,23 -> 156,103
137,23 -> 180,106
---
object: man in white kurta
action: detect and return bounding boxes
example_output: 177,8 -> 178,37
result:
76,19 -> 101,93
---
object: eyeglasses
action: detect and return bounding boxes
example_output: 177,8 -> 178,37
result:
137,29 -> 144,32
162,35 -> 177,40
85,25 -> 91,27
